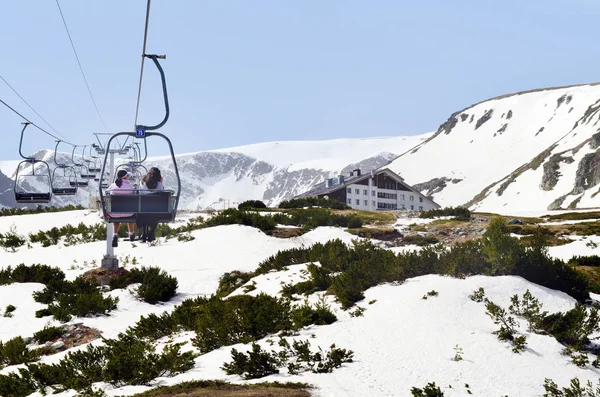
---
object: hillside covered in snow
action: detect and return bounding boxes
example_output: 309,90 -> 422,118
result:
386,83 -> 600,214
1,207 -> 600,396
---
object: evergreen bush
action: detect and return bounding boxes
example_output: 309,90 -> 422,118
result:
278,197 -> 350,210
238,200 -> 267,210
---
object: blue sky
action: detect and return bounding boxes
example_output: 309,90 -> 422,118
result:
1,0 -> 599,161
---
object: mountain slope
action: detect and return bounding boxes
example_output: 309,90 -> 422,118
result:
0,135 -> 430,210
386,83 -> 600,213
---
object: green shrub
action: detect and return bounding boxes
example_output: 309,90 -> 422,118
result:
278,197 -> 350,210
0,204 -> 83,217
33,276 -> 119,322
238,200 -> 267,210
203,208 -> 276,232
420,206 -> 470,220
0,225 -> 25,252
411,382 -> 444,396
347,216 -> 363,228
0,336 -> 41,366
0,263 -> 66,285
403,234 -> 440,246
110,266 -> 178,304
568,255 -> 600,267
3,304 -> 16,317
33,325 -> 66,344
136,267 -> 178,304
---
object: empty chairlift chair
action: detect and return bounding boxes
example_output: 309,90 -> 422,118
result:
13,123 -> 52,204
51,140 -> 78,196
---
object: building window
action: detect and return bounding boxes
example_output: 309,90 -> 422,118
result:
372,200 -> 376,206
372,190 -> 375,196
411,205 -> 414,210
419,197 -> 423,202
401,194 -> 405,200
355,189 -> 360,194
410,195 -> 414,201
347,188 -> 351,194
348,199 -> 351,204
364,200 -> 368,206
419,206 -> 423,211
400,204 -> 405,209
355,199 -> 359,205
363,189 -> 367,195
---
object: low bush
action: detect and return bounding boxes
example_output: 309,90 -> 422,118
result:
203,208 -> 276,232
109,266 -> 178,304
4,304 -> 16,317
568,255 -> 600,267
0,332 -> 196,394
238,200 -> 267,210
33,325 -> 66,344
403,235 -> 440,246
33,276 -> 119,322
0,336 -> 42,367
222,338 -> 353,379
278,197 -> 350,210
0,263 -> 65,286
0,204 -> 83,217
420,206 -> 470,220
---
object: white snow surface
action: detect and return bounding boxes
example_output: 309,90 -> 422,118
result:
385,83 -> 600,213
0,211 -> 599,397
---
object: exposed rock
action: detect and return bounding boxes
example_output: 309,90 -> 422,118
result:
469,114 -> 474,123
590,132 -> 600,149
412,177 -> 462,197
541,153 -> 574,191
475,109 -> 494,130
51,341 -> 65,350
497,124 -> 508,135
507,218 -> 523,225
536,127 -> 545,136
556,94 -> 568,109
506,110 -> 513,119
460,113 -> 469,122
437,112 -> 460,135
548,194 -> 568,210
573,151 -> 600,194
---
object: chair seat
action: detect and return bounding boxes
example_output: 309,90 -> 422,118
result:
105,191 -> 176,223
15,192 -> 51,203
53,188 -> 77,195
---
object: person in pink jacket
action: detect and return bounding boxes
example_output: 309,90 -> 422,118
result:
108,169 -> 136,247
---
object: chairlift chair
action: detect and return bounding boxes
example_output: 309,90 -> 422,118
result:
51,141 -> 78,195
13,123 -> 52,204
99,54 -> 180,224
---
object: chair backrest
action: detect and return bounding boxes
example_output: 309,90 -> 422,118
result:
108,190 -> 174,214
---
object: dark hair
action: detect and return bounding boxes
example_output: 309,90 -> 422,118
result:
142,167 -> 162,189
115,169 -> 128,188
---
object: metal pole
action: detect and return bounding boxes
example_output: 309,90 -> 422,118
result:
106,150 -> 115,257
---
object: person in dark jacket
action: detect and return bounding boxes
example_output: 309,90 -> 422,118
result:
137,167 -> 164,242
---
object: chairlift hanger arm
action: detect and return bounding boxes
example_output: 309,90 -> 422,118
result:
18,122 -> 34,161
135,54 -> 169,132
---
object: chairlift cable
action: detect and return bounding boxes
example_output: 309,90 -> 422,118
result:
0,75 -> 65,140
55,0 -> 108,131
133,0 -> 152,133
0,97 -> 81,148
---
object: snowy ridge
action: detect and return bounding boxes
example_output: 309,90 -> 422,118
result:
0,135 -> 430,210
386,83 -> 600,213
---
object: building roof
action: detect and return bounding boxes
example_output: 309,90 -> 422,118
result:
294,168 -> 408,199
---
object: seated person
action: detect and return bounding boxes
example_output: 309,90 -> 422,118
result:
136,167 -> 164,242
107,170 -> 136,246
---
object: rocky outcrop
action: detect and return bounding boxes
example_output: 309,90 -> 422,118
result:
413,177 -> 462,197
475,109 -> 494,130
541,153 -> 574,191
573,151 -> 600,194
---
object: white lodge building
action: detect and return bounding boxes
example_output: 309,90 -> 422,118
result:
294,168 -> 440,212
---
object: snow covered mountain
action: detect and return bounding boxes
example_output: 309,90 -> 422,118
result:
0,136 -> 429,210
5,82 -> 600,214
386,83 -> 600,213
